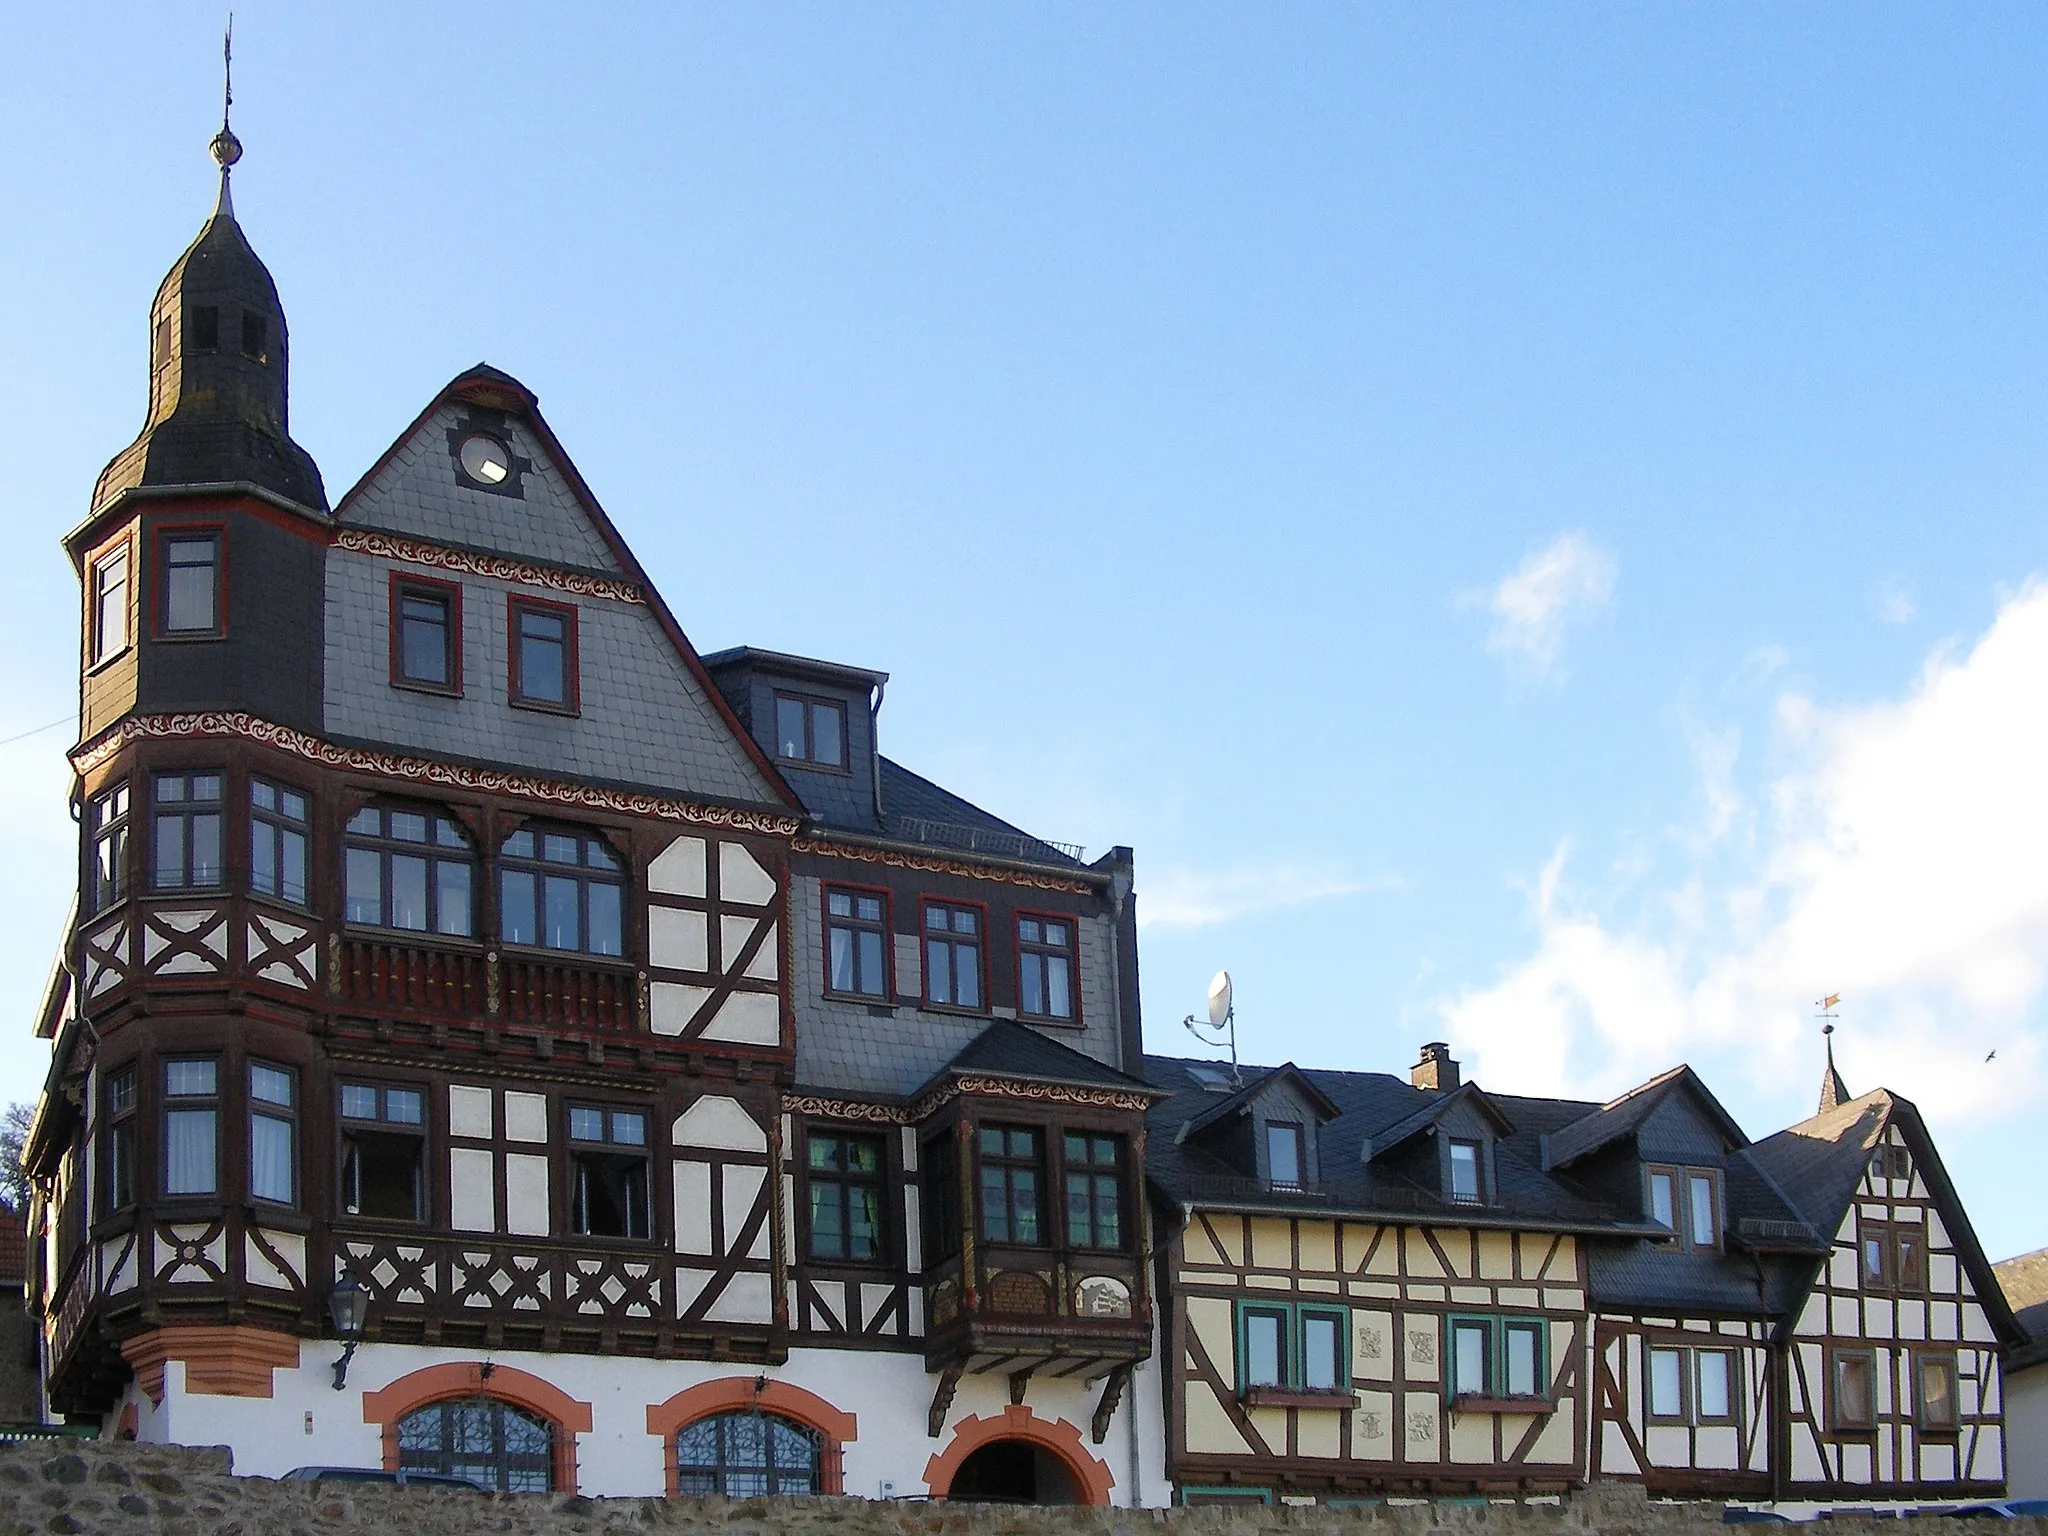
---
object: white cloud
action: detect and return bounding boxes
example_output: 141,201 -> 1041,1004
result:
1140,864 -> 1401,931
1440,580 -> 2048,1130
1466,532 -> 1617,679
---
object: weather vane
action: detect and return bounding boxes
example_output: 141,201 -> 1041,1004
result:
1182,971 -> 1240,1087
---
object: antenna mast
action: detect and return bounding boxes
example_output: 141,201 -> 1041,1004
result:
1182,971 -> 1240,1086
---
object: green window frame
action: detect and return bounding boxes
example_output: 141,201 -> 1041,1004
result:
1446,1313 -> 1549,1402
1233,1300 -> 1352,1393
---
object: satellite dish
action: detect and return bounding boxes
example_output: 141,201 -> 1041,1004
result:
1207,970 -> 1233,1029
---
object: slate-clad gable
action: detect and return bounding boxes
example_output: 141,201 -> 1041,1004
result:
337,400 -> 624,574
323,552 -> 777,805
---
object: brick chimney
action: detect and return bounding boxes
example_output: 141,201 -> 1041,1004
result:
1411,1042 -> 1460,1092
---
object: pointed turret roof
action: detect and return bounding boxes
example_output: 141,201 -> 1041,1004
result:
1819,1030 -> 1850,1114
88,120 -> 326,520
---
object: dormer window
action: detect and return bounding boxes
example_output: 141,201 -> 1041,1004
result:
1647,1164 -> 1721,1251
1449,1139 -> 1484,1204
1265,1123 -> 1304,1190
774,692 -> 845,769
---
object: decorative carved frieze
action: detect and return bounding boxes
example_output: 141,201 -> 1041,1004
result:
334,528 -> 647,605
784,1076 -> 1152,1128
72,712 -> 802,836
792,838 -> 1092,894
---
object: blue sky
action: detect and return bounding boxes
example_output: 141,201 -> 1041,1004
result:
4,5 -> 2047,1258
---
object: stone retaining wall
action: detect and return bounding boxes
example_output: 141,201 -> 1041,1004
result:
0,1441 -> 2038,1536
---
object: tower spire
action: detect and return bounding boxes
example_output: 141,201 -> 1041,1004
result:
209,16 -> 242,218
1817,993 -> 1850,1113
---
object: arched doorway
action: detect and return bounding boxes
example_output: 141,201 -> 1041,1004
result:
922,1405 -> 1115,1506
946,1438 -> 1080,1504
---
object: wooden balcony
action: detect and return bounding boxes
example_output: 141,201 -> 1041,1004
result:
338,935 -> 637,1032
921,1242 -> 1152,1380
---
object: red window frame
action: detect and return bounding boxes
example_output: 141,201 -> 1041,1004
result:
821,882 -> 894,1002
388,572 -> 464,696
508,594 -> 580,714
918,896 -> 990,1015
151,522 -> 227,640
1013,908 -> 1082,1025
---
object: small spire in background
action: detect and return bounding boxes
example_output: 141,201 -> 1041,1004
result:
1817,993 -> 1850,1113
208,16 -> 242,217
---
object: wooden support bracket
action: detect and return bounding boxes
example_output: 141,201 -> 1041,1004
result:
928,1365 -> 962,1438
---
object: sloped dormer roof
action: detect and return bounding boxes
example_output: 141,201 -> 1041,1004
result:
1365,1079 -> 1517,1160
1543,1064 -> 1748,1170
1176,1062 -> 1341,1145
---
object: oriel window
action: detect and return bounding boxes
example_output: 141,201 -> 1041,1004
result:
978,1125 -> 1042,1245
569,1105 -> 649,1239
1017,915 -> 1075,1021
340,1082 -> 426,1222
158,531 -> 221,636
151,772 -> 224,891
249,1062 -> 297,1206
773,693 -> 845,768
104,1066 -> 137,1213
90,547 -> 130,665
922,1132 -> 960,1264
509,597 -> 577,711
500,827 -> 623,956
806,1131 -> 884,1262
391,578 -> 460,693
923,902 -> 983,1010
824,888 -> 888,998
88,782 -> 130,915
345,806 -> 475,936
161,1058 -> 218,1198
1062,1133 -> 1122,1250
249,779 -> 310,906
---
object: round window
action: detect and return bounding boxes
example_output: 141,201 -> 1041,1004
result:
458,434 -> 512,486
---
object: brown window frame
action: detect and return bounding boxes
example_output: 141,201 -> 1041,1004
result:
922,1130 -> 960,1264
822,883 -> 892,1001
802,1127 -> 888,1265
1914,1349 -> 1960,1437
89,541 -> 132,668
771,691 -> 848,771
388,573 -> 463,696
507,594 -> 580,715
103,1065 -> 138,1214
160,1057 -> 222,1202
976,1124 -> 1045,1246
1060,1130 -> 1125,1251
1861,1218 -> 1928,1295
87,780 -> 131,916
1015,910 -> 1079,1025
920,898 -> 988,1014
149,770 -> 226,893
152,524 -> 226,640
338,1080 -> 429,1224
566,1102 -> 652,1241
1826,1347 -> 1877,1436
1645,1163 -> 1722,1252
248,1060 -> 299,1209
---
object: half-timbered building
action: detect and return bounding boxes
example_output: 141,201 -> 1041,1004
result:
1142,1044 -> 2023,1511
24,125 -> 1162,1505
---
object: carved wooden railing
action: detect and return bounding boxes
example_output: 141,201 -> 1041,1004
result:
337,937 -> 636,1032
332,1228 -> 666,1327
498,952 -> 636,1032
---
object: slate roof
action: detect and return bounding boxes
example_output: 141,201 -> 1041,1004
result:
1995,1247 -> 2048,1370
1544,1065 -> 1748,1170
1368,1082 -> 1516,1159
1143,1055 -> 1623,1231
1178,1064 -> 1340,1143
878,759 -> 1084,867
923,1020 -> 1154,1099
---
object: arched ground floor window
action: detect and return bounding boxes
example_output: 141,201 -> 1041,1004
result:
646,1377 -> 857,1497
675,1410 -> 819,1496
397,1396 -> 552,1492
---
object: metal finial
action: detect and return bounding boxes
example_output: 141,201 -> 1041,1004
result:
209,18 -> 242,174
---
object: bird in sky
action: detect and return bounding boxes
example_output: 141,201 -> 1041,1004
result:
1985,1049 -> 1997,1062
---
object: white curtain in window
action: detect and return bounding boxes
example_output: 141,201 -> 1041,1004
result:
164,1109 -> 216,1195
251,1113 -> 293,1204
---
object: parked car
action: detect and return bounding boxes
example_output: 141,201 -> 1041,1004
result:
1934,1503 -> 2048,1520
279,1467 -> 486,1491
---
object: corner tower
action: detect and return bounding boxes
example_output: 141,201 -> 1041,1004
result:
66,119 -> 328,741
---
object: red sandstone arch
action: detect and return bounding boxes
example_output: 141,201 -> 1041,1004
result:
922,1404 -> 1115,1506
645,1377 -> 858,1496
361,1361 -> 592,1493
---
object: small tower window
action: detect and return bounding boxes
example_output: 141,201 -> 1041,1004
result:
240,312 -> 268,364
186,305 -> 220,353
